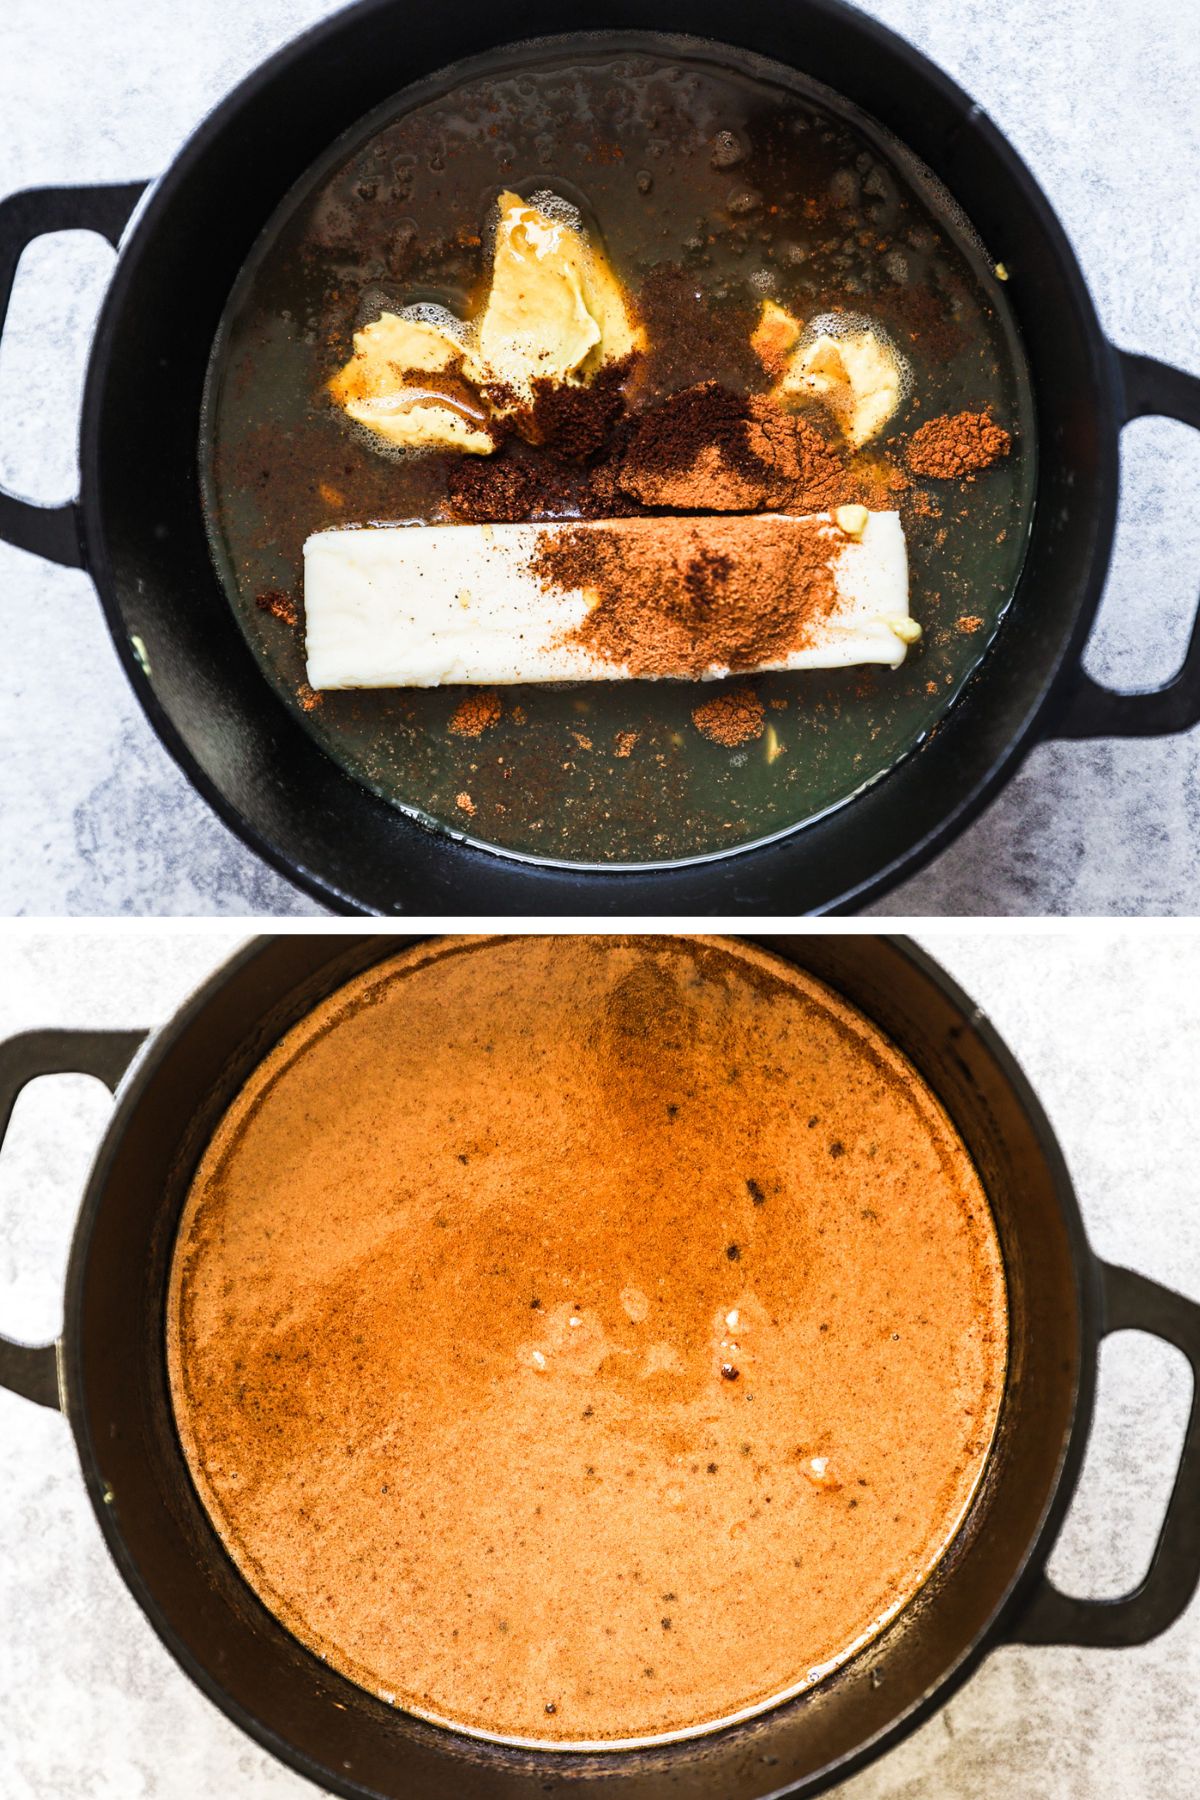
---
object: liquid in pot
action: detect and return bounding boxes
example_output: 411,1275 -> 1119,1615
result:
202,34 -> 1035,867
167,936 -> 1008,1746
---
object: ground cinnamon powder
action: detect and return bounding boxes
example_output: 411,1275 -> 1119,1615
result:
448,689 -> 502,737
518,356 -> 636,457
255,589 -> 298,628
692,686 -> 765,746
905,410 -> 1011,478
615,382 -> 847,513
446,379 -> 857,524
166,936 -> 1007,1747
532,514 -> 842,677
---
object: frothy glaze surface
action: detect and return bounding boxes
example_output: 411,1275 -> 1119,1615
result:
167,936 -> 1006,1747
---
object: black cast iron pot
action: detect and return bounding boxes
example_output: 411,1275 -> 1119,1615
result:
2,933 -> 1199,1798
2,10 -> 1200,914
2,1 -> 1199,914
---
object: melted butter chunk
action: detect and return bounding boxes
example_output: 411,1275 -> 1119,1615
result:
470,190 -> 643,406
470,192 -> 603,397
779,312 -> 908,450
328,311 -> 495,454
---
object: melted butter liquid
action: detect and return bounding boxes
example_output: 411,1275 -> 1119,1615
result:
168,936 -> 1008,1746
202,34 -> 1036,866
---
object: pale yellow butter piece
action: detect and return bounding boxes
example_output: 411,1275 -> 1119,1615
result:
888,615 -> 922,644
472,191 -> 642,402
342,393 -> 494,455
331,312 -> 463,390
834,503 -> 870,540
328,311 -> 493,453
777,323 -> 905,449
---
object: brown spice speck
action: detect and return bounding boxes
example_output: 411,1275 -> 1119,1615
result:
692,687 -> 765,748
906,411 -> 1011,479
256,589 -> 298,628
449,690 -> 502,738
455,792 -> 476,817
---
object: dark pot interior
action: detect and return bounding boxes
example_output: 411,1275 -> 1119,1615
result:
62,934 -> 1092,1799
80,0 -> 1117,913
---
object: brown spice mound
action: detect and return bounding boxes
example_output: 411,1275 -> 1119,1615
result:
446,441 -> 644,524
449,690 -> 502,737
746,400 -> 847,511
692,686 -> 765,746
455,791 -> 476,816
616,382 -> 848,514
517,357 -> 635,458
957,615 -> 984,634
532,514 -> 841,678
445,454 -> 575,524
256,589 -> 298,627
906,411 -> 1011,479
446,360 -> 639,521
614,730 -> 639,758
618,383 -> 765,508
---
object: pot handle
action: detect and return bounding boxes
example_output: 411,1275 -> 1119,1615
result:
1009,1259 -> 1200,1647
0,1027 -> 148,1410
0,182 -> 148,567
1051,350 -> 1200,739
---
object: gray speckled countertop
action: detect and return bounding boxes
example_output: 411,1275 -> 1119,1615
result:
1,929 -> 1198,1796
0,0 -> 1198,914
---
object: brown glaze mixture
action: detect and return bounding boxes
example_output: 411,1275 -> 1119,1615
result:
167,936 -> 1007,1747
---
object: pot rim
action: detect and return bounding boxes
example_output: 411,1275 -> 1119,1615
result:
56,931 -> 1100,1799
74,0 -> 1122,915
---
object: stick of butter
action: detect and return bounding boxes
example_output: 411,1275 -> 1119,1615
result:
303,511 -> 912,690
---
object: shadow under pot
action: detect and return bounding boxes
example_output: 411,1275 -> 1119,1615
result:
1,931 -> 1198,1798
1,4 -> 1199,912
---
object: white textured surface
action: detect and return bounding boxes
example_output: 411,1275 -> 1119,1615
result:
1,0 -> 1198,914
1,928 -> 1198,1797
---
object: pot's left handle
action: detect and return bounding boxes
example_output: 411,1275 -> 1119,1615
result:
0,183 -> 148,567
0,1027 -> 148,1410
1008,1260 -> 1200,1647
1051,351 -> 1200,739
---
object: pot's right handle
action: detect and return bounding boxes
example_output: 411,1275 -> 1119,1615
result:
0,182 -> 148,567
0,1027 -> 148,1410
1010,1260 -> 1200,1647
1052,352 -> 1200,739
